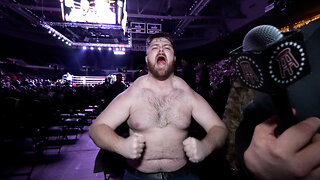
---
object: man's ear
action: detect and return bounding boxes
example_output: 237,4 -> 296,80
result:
174,56 -> 176,62
145,56 -> 148,64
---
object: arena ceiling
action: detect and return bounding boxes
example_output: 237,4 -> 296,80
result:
0,0 -> 319,66
0,0 -> 273,50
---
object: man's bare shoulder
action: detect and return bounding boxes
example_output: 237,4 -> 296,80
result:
173,75 -> 204,103
122,75 -> 148,95
173,75 -> 195,94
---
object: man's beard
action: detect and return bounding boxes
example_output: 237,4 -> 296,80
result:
147,61 -> 175,81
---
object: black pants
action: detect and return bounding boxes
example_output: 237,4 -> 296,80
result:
124,165 -> 199,180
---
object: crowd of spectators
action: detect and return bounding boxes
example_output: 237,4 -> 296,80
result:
208,58 -> 236,118
0,63 -> 108,141
177,57 -> 236,118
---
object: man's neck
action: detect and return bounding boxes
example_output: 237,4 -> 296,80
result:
146,73 -> 175,90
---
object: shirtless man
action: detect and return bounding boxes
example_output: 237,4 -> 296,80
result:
89,33 -> 228,179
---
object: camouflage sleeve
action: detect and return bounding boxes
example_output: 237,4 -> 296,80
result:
222,78 -> 255,170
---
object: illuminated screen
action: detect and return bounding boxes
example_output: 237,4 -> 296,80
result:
63,0 -> 119,24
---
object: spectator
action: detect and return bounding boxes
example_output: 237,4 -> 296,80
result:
108,73 -> 126,100
196,60 -> 210,101
180,59 -> 197,91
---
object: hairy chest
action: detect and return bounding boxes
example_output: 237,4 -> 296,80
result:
128,89 -> 191,130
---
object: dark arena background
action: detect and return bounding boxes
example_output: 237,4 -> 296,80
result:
0,0 -> 320,179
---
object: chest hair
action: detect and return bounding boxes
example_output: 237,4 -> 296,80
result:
146,91 -> 181,128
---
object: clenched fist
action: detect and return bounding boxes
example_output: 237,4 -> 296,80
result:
119,133 -> 146,159
183,137 -> 210,163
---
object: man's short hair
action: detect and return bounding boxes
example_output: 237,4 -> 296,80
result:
146,32 -> 174,48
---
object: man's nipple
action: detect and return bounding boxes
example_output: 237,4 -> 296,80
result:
133,122 -> 140,129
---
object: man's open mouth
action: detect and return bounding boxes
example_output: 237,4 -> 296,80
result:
156,56 -> 166,65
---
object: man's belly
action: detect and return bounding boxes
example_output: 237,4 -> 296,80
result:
127,158 -> 187,173
126,128 -> 188,173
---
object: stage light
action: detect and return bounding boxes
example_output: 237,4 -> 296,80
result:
83,46 -> 87,50
108,47 -> 112,51
98,47 -> 102,51
113,47 -> 126,55
113,50 -> 125,55
117,0 -> 123,7
90,47 -> 94,50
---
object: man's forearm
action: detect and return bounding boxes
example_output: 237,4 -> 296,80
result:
89,123 -> 125,153
202,125 -> 228,153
